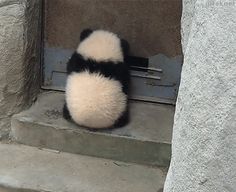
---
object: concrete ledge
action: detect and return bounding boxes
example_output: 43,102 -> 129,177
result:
11,91 -> 174,166
0,143 -> 165,192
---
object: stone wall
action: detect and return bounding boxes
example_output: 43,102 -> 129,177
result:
0,0 -> 41,140
164,0 -> 236,191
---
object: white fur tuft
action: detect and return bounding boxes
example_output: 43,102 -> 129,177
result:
77,30 -> 123,62
66,71 -> 127,128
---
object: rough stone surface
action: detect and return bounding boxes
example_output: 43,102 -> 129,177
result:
164,0 -> 236,192
0,143 -> 166,192
0,0 -> 41,140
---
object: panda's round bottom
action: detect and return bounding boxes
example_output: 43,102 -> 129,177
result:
65,71 -> 127,129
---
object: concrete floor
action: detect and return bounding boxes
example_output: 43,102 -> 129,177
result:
0,143 -> 166,192
15,91 -> 174,142
11,91 -> 174,166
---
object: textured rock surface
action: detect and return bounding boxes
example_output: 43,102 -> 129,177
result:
0,0 -> 41,139
164,0 -> 236,192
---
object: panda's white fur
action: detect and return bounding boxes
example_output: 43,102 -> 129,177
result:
65,29 -> 128,129
77,30 -> 123,62
66,71 -> 127,128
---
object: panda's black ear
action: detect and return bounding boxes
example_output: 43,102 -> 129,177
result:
80,28 -> 93,41
121,39 -> 130,57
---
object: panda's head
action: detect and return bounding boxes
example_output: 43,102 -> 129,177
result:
76,29 -> 129,63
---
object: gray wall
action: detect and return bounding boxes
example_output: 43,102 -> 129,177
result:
44,0 -> 182,58
0,0 -> 41,140
164,0 -> 236,191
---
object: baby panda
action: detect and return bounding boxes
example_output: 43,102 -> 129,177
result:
63,29 -> 130,129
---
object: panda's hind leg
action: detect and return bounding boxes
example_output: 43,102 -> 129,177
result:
114,106 -> 129,128
63,103 -> 71,120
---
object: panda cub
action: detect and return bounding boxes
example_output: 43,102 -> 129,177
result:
63,29 -> 130,129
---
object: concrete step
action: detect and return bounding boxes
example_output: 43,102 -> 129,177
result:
11,92 -> 174,167
0,143 -> 166,192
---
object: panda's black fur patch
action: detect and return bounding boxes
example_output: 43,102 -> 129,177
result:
120,39 -> 130,58
80,28 -> 93,41
63,103 -> 71,120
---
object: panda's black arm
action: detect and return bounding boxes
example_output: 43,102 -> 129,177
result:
115,63 -> 130,95
66,52 -> 85,74
122,64 -> 131,95
66,52 -> 77,74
